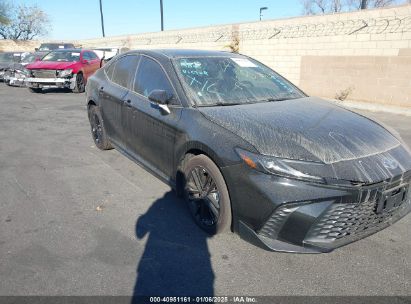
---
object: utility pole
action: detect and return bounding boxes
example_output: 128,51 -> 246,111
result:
160,0 -> 164,31
259,7 -> 268,21
99,0 -> 105,37
360,0 -> 367,9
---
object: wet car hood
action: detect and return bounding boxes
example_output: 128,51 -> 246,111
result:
26,61 -> 77,70
199,97 -> 411,183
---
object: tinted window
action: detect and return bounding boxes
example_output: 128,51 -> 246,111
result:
134,57 -> 174,98
83,52 -> 91,60
87,51 -> 99,60
111,55 -> 139,88
105,61 -> 116,80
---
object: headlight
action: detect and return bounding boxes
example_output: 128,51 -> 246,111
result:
58,69 -> 73,77
236,148 -> 325,183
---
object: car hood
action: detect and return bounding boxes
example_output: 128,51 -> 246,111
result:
26,61 -> 78,70
199,97 -> 411,183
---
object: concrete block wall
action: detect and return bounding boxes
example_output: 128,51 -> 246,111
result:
1,4 -> 410,106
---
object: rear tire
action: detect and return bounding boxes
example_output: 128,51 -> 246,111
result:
72,73 -> 85,93
88,105 -> 113,150
29,87 -> 42,93
182,154 -> 232,235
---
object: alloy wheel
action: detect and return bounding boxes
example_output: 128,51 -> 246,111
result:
91,113 -> 102,144
186,166 -> 221,228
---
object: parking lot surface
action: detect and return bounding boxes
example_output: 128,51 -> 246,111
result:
0,84 -> 410,296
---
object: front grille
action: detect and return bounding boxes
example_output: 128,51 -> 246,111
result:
309,192 -> 410,241
258,172 -> 411,249
32,69 -> 57,78
306,178 -> 411,248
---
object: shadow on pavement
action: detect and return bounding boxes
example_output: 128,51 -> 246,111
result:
37,88 -> 78,94
132,191 -> 214,299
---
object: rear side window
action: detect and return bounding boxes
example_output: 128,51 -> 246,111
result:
133,57 -> 174,98
110,55 -> 139,88
105,61 -> 116,80
83,52 -> 99,60
88,52 -> 99,60
82,52 -> 91,60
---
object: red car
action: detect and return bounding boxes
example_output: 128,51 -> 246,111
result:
25,49 -> 101,93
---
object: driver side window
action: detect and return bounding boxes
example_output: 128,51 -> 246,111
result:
133,57 -> 175,102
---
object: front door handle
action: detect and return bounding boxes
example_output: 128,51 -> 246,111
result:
123,99 -> 132,107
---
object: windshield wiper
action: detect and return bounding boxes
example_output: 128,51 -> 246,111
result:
197,102 -> 243,107
258,96 -> 300,102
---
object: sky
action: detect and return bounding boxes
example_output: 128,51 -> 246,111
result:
12,0 -> 303,40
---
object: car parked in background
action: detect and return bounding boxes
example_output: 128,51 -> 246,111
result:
35,42 -> 75,52
0,52 -> 24,81
91,47 -> 130,66
25,49 -> 100,93
4,52 -> 45,86
85,49 -> 411,253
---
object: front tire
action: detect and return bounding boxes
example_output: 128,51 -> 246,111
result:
72,73 -> 85,93
182,154 -> 232,235
88,105 -> 113,150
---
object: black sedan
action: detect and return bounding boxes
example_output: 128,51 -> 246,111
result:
85,49 -> 411,253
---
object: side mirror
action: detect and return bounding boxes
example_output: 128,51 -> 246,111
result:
148,90 -> 172,114
35,48 -> 39,51
82,59 -> 90,65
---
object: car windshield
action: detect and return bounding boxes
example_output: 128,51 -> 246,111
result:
174,56 -> 305,106
0,53 -> 20,63
42,51 -> 80,62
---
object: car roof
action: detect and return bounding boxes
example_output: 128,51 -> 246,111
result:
124,49 -> 244,59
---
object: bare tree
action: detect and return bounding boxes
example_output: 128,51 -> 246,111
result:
0,2 -> 49,40
301,0 -> 403,14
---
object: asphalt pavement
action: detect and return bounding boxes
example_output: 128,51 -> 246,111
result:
0,84 -> 410,296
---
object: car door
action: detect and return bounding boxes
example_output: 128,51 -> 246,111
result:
99,55 -> 139,148
81,52 -> 93,78
123,55 -> 183,178
87,51 -> 102,75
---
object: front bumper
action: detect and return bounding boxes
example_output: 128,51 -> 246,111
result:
222,164 -> 411,253
25,75 -> 76,89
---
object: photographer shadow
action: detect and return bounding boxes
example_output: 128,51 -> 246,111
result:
132,191 -> 214,299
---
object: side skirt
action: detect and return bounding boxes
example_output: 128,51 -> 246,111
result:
109,138 -> 176,190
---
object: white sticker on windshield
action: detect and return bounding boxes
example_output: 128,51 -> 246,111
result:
59,45 -> 64,49
71,52 -> 80,56
231,58 -> 257,67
